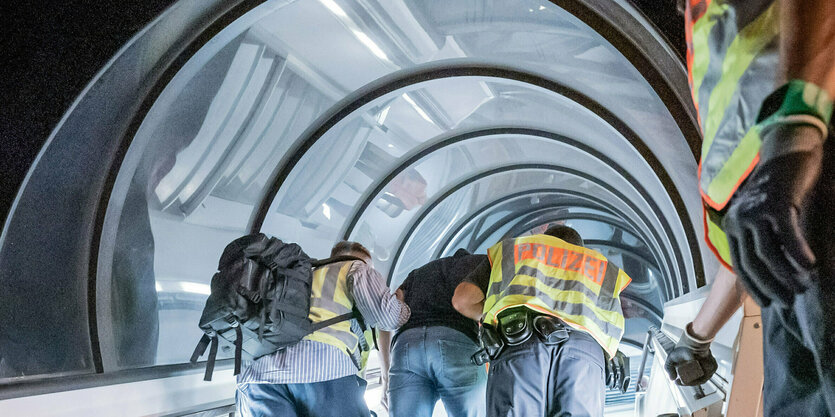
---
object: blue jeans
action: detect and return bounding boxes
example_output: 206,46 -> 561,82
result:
389,326 -> 487,417
236,375 -> 370,417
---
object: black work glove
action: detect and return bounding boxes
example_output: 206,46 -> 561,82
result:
664,323 -> 717,386
605,350 -> 630,393
724,81 -> 831,308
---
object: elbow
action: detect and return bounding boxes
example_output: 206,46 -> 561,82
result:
452,283 -> 484,320
451,293 -> 473,318
378,303 -> 410,331
451,293 -> 466,315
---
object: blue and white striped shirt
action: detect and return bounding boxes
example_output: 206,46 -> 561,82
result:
237,261 -> 410,384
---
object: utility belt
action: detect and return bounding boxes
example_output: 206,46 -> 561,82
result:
471,308 -> 571,366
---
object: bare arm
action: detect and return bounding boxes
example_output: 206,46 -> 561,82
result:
690,266 -> 746,340
377,288 -> 401,382
377,329 -> 393,410
780,0 -> 835,97
452,282 -> 486,321
378,330 -> 392,376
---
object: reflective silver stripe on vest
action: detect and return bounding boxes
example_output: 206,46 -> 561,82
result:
489,264 -> 619,307
319,264 -> 343,302
500,284 -> 623,338
597,262 -> 620,305
314,326 -> 359,349
488,239 -> 521,299
310,297 -> 351,316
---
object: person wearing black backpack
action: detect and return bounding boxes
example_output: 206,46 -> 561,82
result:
235,241 -> 410,417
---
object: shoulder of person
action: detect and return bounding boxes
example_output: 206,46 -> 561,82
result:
348,259 -> 384,279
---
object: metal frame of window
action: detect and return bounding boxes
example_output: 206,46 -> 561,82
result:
437,190 -> 627,257
336,128 -> 685,296
0,0 -> 263,398
386,163 -> 681,300
250,71 -> 703,291
0,0 -> 700,401
486,211 -> 645,254
548,0 -> 700,155
501,215 -> 657,265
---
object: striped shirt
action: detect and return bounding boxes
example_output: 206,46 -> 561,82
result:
237,261 -> 410,384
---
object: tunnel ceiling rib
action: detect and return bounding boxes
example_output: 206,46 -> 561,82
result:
584,240 -> 658,268
476,209 -> 646,254
249,66 -> 703,291
435,191 -> 625,259
340,126 -> 664,245
480,210 -> 663,275
384,164 -> 679,299
494,208 -> 661,269
619,293 -> 663,323
339,127 -> 683,297
548,0 -> 700,157
436,189 -> 659,259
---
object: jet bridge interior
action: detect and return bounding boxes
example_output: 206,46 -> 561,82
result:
0,0 -> 738,416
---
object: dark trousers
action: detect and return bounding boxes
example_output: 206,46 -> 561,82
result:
236,375 -> 370,417
486,329 -> 605,417
763,137 -> 835,417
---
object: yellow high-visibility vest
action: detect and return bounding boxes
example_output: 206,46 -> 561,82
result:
686,0 -> 778,267
303,261 -> 367,369
482,235 -> 631,357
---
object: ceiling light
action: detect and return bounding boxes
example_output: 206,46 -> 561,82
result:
352,29 -> 389,61
377,105 -> 390,125
401,93 -> 433,124
319,0 -> 347,18
322,203 -> 332,220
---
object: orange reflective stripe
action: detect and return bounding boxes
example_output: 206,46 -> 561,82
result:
685,0 -> 713,120
513,242 -> 608,285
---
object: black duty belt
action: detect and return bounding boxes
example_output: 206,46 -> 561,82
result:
471,308 -> 571,365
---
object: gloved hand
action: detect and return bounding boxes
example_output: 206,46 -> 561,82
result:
664,323 -> 717,386
605,351 -> 630,393
724,80 -> 832,307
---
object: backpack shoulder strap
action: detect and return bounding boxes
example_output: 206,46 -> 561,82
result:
310,311 -> 355,331
311,255 -> 364,268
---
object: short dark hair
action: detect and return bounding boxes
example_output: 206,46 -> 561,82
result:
330,241 -> 372,259
543,225 -> 584,247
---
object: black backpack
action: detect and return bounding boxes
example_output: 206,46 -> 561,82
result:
190,233 -> 364,381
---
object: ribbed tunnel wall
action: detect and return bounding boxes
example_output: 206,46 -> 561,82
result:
0,0 -> 713,412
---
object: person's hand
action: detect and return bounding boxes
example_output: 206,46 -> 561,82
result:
394,288 -> 405,302
605,351 -> 630,393
724,81 -> 831,307
664,323 -> 717,386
